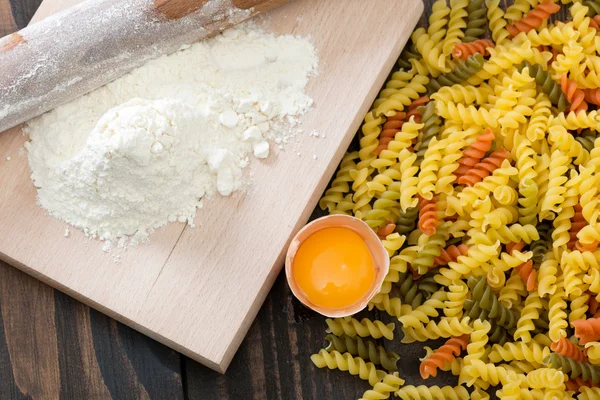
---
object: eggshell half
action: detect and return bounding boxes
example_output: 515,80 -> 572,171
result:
285,215 -> 390,318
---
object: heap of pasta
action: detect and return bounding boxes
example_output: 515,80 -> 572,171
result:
311,0 -> 600,398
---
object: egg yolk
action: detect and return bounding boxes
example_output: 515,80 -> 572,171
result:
292,227 -> 375,309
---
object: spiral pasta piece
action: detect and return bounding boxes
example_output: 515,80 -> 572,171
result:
514,291 -> 542,342
442,0 -> 469,57
432,83 -> 492,105
534,255 -> 556,298
407,96 -> 429,122
552,41 -> 585,81
399,291 -> 447,328
585,342 -> 600,367
526,93 -> 553,142
464,0 -> 487,42
455,127 -> 495,178
570,291 -> 591,325
520,62 -> 569,112
433,244 -> 469,267
515,260 -> 537,291
374,113 -> 406,155
375,75 -> 430,117
324,334 -> 400,371
543,353 -> 600,384
325,317 -> 395,340
377,222 -> 397,239
397,270 -> 427,309
570,204 -> 587,250
574,318 -> 600,344
395,385 -> 471,400
416,102 -> 442,167
505,0 -> 540,21
506,0 -> 561,37
446,240 -> 501,278
488,341 -> 550,366
469,277 -> 520,329
549,286 -> 569,342
418,137 -> 444,199
461,361 -> 519,387
499,269 -> 528,309
473,225 -> 540,245
412,230 -> 448,275
401,317 -> 474,343
377,69 -> 417,104
539,149 -> 570,221
514,19 -> 579,46
397,42 -> 420,70
452,39 -> 495,60
468,43 -> 535,86
561,73 -> 589,114
395,206 -> 419,236
465,304 -> 511,345
310,350 -> 387,386
548,125 -> 590,166
551,337 -> 588,362
420,335 -> 469,379
563,264 -> 586,299
426,0 -> 450,43
359,372 -> 405,400
584,88 -> 600,106
370,294 -> 412,319
526,368 -> 566,390
438,103 -> 500,132
549,110 -> 600,131
584,0 -> 600,16
579,387 -> 600,400
319,151 -> 359,213
458,148 -> 511,187
427,54 -> 486,94
486,266 -> 506,293
564,250 -> 600,272
530,222 -> 552,263
444,281 -> 469,318
418,196 -> 439,236
486,0 -> 511,46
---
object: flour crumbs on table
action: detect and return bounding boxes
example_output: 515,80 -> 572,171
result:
25,23 -> 318,249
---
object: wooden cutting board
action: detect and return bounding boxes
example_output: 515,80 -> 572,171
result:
0,0 -> 423,372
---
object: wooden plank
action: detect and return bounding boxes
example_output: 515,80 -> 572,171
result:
0,262 -> 61,399
0,0 -> 423,372
0,260 -> 185,400
134,0 -> 424,372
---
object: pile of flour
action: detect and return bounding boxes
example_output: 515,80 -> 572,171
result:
25,24 -> 318,248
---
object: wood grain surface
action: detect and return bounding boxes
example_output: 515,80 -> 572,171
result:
0,0 -> 508,399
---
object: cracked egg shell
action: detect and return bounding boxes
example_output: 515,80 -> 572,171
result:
285,215 -> 390,318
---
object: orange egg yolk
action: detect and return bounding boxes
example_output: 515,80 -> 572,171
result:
292,227 -> 375,309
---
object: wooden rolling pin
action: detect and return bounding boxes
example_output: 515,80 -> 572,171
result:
0,0 -> 288,133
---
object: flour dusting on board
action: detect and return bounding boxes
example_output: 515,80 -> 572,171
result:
25,24 -> 318,249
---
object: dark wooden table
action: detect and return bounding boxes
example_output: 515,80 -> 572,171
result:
0,1 -> 462,399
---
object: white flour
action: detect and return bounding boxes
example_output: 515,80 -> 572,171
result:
25,24 -> 318,248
